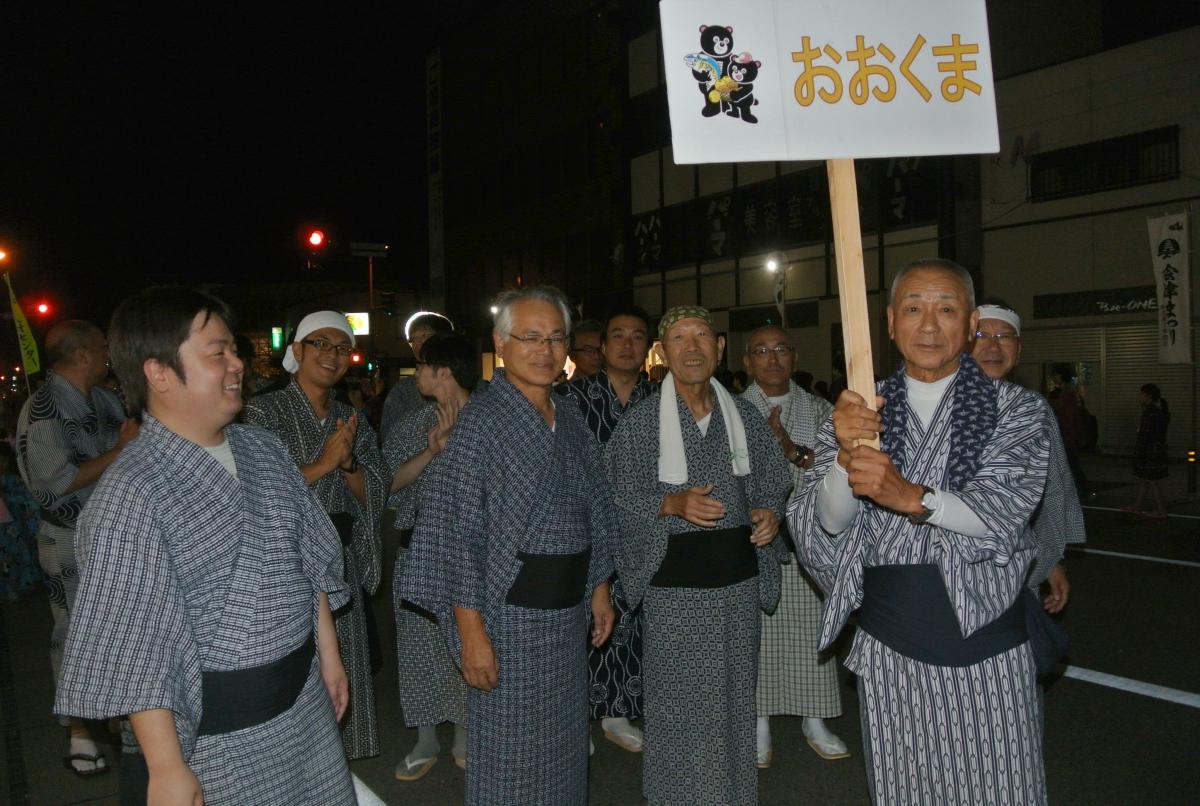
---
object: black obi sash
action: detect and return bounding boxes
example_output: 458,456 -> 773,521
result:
505,547 -> 592,610
197,632 -> 314,736
650,525 -> 758,589
858,564 -> 1025,667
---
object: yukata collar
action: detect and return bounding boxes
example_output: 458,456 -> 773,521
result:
878,354 -> 997,491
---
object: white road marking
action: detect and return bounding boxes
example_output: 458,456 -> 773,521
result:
354,773 -> 388,806
1062,666 -> 1200,710
1082,505 -> 1200,521
1064,546 -> 1200,568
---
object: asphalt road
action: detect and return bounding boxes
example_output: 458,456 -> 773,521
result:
3,453 -> 1198,805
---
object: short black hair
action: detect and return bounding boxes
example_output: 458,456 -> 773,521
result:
420,333 -> 480,391
109,286 -> 235,414
44,320 -> 102,369
570,319 -> 603,350
406,312 -> 453,340
602,304 -> 652,343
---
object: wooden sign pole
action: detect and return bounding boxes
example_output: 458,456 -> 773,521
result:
826,158 -> 880,449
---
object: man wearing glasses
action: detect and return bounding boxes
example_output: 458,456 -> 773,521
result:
399,286 -> 617,805
972,304 -> 1085,615
740,325 -> 848,767
245,311 -> 388,762
565,319 -> 604,382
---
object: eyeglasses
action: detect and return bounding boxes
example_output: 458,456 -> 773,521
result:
572,346 -> 601,355
301,338 -> 353,356
974,331 -> 1018,343
508,333 -> 568,349
749,345 -> 794,357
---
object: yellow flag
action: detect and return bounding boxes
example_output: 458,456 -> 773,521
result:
5,274 -> 40,375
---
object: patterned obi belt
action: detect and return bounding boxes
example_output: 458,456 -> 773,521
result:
650,525 -> 757,589
506,547 -> 592,610
858,564 -> 1025,667
197,632 -> 314,736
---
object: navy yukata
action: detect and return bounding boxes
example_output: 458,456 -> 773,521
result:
54,417 -> 355,805
399,369 -> 616,806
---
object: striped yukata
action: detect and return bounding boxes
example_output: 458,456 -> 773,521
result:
605,389 -> 790,806
383,401 -> 467,729
560,368 -> 654,721
792,356 -> 1051,805
398,369 -> 616,806
15,372 -> 125,686
53,417 -> 355,805
1028,417 -> 1087,588
741,381 -> 842,719
245,380 -> 387,760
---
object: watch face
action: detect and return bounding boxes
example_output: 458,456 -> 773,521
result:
922,491 -> 937,510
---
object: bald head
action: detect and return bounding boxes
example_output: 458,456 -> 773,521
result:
45,320 -> 103,369
743,324 -> 795,395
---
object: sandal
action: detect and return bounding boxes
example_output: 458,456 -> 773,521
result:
63,752 -> 110,779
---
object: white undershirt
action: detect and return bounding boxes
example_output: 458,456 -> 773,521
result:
695,412 -> 712,437
204,439 -> 238,479
815,371 -> 988,537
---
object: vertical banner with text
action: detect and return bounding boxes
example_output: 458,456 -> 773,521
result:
4,274 -> 40,375
1148,212 -> 1191,364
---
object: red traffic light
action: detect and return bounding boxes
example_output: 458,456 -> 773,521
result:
35,302 -> 50,315
307,230 -> 326,248
350,352 -> 362,364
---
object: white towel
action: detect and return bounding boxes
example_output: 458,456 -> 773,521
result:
658,372 -> 751,484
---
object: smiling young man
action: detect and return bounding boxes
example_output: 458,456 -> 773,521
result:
245,311 -> 388,762
792,259 -> 1053,804
53,287 -> 355,805
604,306 -> 790,806
399,286 -> 616,805
973,304 -> 1085,614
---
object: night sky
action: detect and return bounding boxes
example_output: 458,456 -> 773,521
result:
1,5 -> 438,338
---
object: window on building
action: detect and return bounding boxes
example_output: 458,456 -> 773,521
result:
628,30 -> 659,97
1027,126 -> 1180,202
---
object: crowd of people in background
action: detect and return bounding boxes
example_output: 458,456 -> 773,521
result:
0,258 -> 1177,805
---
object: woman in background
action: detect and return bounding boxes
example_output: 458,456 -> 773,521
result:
1126,383 -> 1170,518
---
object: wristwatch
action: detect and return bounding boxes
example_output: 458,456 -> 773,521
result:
909,485 -> 937,524
788,445 -> 811,466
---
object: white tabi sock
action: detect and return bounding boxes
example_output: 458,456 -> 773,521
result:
756,716 -> 771,752
409,724 -> 440,762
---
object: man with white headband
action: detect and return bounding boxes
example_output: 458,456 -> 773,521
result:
973,303 -> 1085,613
604,305 -> 789,805
246,310 -> 388,761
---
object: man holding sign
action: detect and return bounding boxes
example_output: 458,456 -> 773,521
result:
791,260 -> 1051,804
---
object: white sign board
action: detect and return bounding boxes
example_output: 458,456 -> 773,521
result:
345,312 -> 370,336
661,0 -> 999,163
1148,212 -> 1191,364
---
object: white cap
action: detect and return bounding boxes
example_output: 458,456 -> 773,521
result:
283,311 -> 355,373
976,304 -> 1021,336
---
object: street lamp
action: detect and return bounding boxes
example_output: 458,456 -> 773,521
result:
765,252 -> 789,329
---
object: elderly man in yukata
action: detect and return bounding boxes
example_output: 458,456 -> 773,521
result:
15,320 -> 137,778
605,305 -> 790,806
792,259 -> 1053,805
739,324 -> 848,767
54,287 -> 355,805
399,285 -> 617,806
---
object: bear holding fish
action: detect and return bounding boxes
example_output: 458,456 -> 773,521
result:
685,25 -> 761,124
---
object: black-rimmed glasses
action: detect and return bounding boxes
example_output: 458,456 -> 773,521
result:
301,338 -> 353,356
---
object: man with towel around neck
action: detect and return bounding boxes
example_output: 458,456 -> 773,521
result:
604,305 -> 790,806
